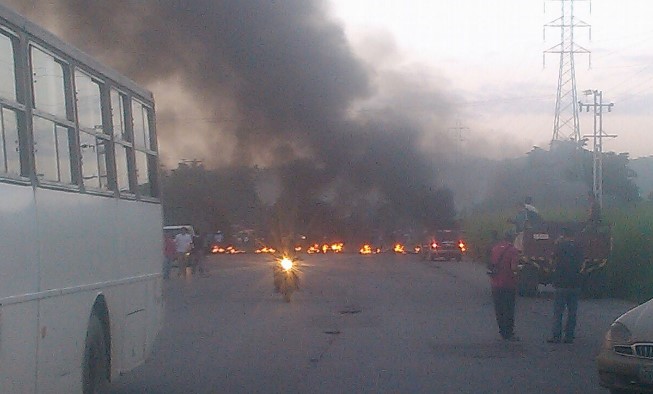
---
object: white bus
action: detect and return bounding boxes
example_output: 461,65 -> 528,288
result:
0,4 -> 163,393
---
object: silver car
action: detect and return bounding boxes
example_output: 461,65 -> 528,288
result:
597,298 -> 653,393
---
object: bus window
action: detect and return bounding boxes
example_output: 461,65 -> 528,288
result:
0,32 -> 21,177
115,142 -> 132,194
33,117 -> 73,183
111,89 -> 133,194
0,32 -> 16,101
75,70 -> 103,132
31,46 -> 68,120
79,130 -> 110,190
75,70 -> 110,191
132,99 -> 151,150
134,149 -> 151,196
111,89 -> 127,142
0,107 -> 20,176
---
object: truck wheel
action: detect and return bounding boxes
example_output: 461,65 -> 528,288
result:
82,312 -> 109,394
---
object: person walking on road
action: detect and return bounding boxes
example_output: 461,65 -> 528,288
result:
547,227 -> 584,344
488,231 -> 521,341
174,227 -> 194,277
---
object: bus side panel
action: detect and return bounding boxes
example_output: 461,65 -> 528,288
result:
115,199 -> 163,371
0,303 -> 38,393
34,190 -> 117,392
37,293 -> 93,393
0,184 -> 39,299
115,199 -> 163,278
0,183 -> 39,393
36,189 -> 119,290
34,191 -> 163,388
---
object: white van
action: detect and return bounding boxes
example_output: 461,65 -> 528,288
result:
163,225 -> 196,238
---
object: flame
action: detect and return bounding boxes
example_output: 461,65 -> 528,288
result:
393,243 -> 405,254
307,244 -> 321,254
360,244 -> 380,254
458,241 -> 466,252
255,246 -> 276,254
414,245 -> 422,254
330,242 -> 344,253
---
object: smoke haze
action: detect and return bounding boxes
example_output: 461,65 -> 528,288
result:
3,0 -> 465,236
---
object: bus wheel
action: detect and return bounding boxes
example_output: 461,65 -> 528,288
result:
83,312 -> 109,394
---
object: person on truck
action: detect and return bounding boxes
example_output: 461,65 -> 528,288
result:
509,196 -> 543,251
583,191 -> 602,232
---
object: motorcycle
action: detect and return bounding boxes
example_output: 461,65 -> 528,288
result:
273,256 -> 300,302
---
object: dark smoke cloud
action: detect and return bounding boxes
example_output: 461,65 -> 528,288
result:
3,0 -> 460,236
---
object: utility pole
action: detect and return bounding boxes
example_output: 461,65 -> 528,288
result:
544,0 -> 591,147
448,122 -> 468,158
579,90 -> 616,208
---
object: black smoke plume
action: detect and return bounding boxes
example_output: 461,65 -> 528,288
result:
3,0 -> 458,242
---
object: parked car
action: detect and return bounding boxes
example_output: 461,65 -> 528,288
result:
421,229 -> 466,262
597,297 -> 653,393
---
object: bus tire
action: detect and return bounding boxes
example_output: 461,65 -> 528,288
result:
83,312 -> 110,394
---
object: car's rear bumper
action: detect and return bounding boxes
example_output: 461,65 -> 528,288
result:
428,249 -> 463,260
597,349 -> 653,392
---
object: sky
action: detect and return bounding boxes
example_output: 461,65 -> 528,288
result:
329,0 -> 653,158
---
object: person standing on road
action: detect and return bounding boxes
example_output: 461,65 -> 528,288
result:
488,231 -> 521,341
547,227 -> 584,344
174,227 -> 194,277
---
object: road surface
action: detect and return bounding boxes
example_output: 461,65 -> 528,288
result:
110,253 -> 634,393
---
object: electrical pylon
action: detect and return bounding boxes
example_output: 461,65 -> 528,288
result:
543,0 -> 591,146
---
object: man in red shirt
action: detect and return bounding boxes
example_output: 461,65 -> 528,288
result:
489,231 -> 521,341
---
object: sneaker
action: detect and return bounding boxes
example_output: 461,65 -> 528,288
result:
547,337 -> 561,343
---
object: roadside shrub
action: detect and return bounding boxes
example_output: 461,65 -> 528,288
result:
605,203 -> 653,302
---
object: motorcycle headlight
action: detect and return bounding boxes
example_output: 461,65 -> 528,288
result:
604,322 -> 632,347
280,257 -> 293,271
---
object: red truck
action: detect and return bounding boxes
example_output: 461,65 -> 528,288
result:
517,221 -> 611,297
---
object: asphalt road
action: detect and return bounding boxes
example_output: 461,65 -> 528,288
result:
110,253 -> 635,394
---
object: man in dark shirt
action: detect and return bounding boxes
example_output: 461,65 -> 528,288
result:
547,227 -> 584,344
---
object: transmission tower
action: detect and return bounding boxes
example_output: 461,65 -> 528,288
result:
543,0 -> 591,146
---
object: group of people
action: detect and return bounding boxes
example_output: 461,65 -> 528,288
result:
163,227 -> 211,279
489,197 -> 584,343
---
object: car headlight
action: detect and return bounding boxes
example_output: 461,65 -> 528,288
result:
604,322 -> 632,347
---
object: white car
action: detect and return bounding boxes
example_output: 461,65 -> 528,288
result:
597,298 -> 653,393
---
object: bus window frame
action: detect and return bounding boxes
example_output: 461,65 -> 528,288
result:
72,66 -> 114,195
28,41 -> 81,190
0,26 -> 30,183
